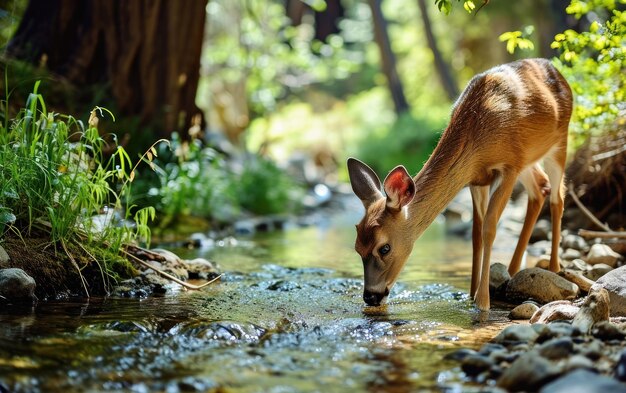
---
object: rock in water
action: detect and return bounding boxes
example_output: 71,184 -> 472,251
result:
492,324 -> 541,344
0,268 -> 36,302
539,369 -> 626,393
585,243 -> 623,268
591,266 -> 626,316
506,268 -> 579,304
572,288 -> 610,333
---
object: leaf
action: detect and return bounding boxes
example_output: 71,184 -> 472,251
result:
0,210 -> 16,225
463,0 -> 475,13
129,170 -> 136,182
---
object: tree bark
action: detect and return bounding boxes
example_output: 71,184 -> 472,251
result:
7,0 -> 207,140
417,0 -> 459,101
367,0 -> 409,114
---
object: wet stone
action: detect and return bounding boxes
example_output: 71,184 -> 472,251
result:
506,268 -> 579,304
0,268 -> 36,302
497,351 -> 561,392
492,324 -> 541,345
562,234 -> 589,252
591,321 -> 626,341
563,354 -> 595,373
615,349 -> 626,382
536,337 -> 574,360
461,354 -> 495,377
490,263 -> 511,295
444,348 -> 478,361
510,302 -> 540,320
539,369 -> 626,393
537,322 -> 581,342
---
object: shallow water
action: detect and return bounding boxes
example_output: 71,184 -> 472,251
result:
0,203 -> 513,392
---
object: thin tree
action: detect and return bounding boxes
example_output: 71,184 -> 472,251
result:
417,0 -> 459,101
367,0 -> 409,114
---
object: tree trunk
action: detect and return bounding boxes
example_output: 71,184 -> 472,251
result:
367,0 -> 409,114
417,0 -> 459,101
7,0 -> 207,140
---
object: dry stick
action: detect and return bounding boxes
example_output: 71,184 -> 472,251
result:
578,229 -> 626,239
567,186 -> 613,232
121,248 -> 222,290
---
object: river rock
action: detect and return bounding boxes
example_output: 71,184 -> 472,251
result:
531,219 -> 551,242
572,288 -> 610,333
0,268 -> 36,302
591,266 -> 626,316
584,264 -> 613,281
560,270 -> 594,292
490,262 -> 510,294
0,245 -> 9,266
461,354 -> 495,377
492,324 -> 541,345
562,234 -> 589,252
506,268 -> 579,304
510,302 -> 540,320
615,349 -> 626,382
539,369 -> 626,393
536,337 -> 574,360
591,321 -> 626,341
585,243 -> 623,268
563,258 -> 590,271
184,258 -> 218,280
561,248 -> 582,261
562,354 -> 595,373
497,351 -> 561,392
530,301 -> 580,324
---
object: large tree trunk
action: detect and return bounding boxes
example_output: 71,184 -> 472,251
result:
367,0 -> 409,114
416,0 -> 459,101
7,0 -> 207,140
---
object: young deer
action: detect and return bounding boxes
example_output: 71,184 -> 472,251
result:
348,58 -> 572,311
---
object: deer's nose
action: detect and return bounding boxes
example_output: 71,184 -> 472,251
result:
363,290 -> 385,306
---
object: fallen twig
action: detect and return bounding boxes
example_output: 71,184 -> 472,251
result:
578,229 -> 626,239
121,248 -> 221,290
568,186 -> 613,232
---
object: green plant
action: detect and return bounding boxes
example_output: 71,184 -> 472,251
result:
0,81 -> 161,287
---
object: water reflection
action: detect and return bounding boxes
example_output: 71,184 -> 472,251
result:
0,212 -> 512,392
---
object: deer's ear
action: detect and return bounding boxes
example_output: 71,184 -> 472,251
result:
383,165 -> 415,211
347,158 -> 383,208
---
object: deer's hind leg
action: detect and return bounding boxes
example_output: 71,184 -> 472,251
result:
470,185 -> 489,298
544,140 -> 568,273
508,164 -> 549,275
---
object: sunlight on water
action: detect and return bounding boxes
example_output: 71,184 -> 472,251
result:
0,204 -> 512,392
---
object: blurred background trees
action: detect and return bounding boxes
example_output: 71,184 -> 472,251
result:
1,0 -> 624,228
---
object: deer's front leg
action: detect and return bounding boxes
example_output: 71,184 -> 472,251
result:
475,173 -> 518,311
470,185 -> 489,297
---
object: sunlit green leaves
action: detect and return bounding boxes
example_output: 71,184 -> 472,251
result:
435,0 -> 479,15
498,28 -> 535,54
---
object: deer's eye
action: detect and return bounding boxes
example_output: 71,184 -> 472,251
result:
379,244 -> 391,256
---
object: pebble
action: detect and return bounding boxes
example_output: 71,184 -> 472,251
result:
615,349 -> 626,382
537,321 -> 581,340
561,234 -> 589,252
561,248 -> 582,261
510,302 -> 540,320
572,288 -> 610,333
591,266 -> 626,317
497,351 -> 560,392
563,258 -> 590,271
490,262 -> 511,294
0,268 -> 36,302
583,264 -> 613,281
591,321 -> 626,341
585,243 -> 623,268
492,324 -> 541,345
461,354 -> 495,377
0,245 -> 9,265
506,268 -> 579,304
536,337 -> 574,360
539,369 -> 626,393
530,301 -> 580,324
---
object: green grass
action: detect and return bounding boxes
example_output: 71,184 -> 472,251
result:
0,81 -> 160,289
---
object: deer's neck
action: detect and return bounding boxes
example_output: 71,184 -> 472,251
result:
407,130 -> 472,240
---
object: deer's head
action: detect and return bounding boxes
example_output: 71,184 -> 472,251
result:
347,158 -> 416,306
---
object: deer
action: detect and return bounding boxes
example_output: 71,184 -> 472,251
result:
347,58 -> 573,311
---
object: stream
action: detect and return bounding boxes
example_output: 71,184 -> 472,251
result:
0,200 -> 513,392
